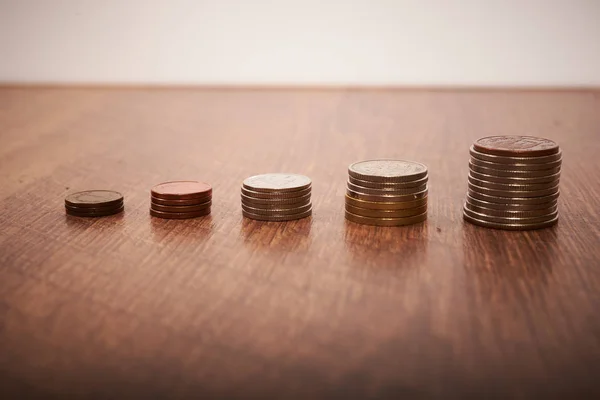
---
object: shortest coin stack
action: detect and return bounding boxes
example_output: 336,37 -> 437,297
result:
150,181 -> 212,219
65,190 -> 124,217
345,159 -> 428,226
241,173 -> 312,221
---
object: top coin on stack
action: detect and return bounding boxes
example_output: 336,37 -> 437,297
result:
241,173 -> 312,221
150,181 -> 212,219
464,136 -> 561,230
345,159 -> 428,226
65,190 -> 124,217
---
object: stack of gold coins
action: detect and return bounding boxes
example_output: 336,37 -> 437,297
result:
345,160 -> 428,226
464,136 -> 561,230
150,181 -> 212,219
241,173 -> 312,221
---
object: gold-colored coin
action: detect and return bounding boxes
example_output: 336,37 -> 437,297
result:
346,181 -> 427,195
463,213 -> 558,230
241,203 -> 312,216
345,194 -> 428,210
348,175 -> 428,189
346,187 -> 427,202
242,208 -> 312,221
345,204 -> 427,218
344,210 -> 427,226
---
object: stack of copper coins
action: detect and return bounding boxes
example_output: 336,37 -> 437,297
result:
150,181 -> 212,219
241,173 -> 312,221
65,190 -> 124,217
464,136 -> 561,230
345,160 -> 428,226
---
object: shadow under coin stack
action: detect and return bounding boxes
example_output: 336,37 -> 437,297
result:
65,190 -> 124,217
241,173 -> 312,221
464,136 -> 561,230
345,160 -> 428,226
150,181 -> 212,219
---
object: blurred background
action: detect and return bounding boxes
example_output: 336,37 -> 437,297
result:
0,0 -> 599,87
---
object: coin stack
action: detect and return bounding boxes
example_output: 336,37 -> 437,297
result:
241,173 -> 312,221
464,136 -> 561,230
65,190 -> 124,217
150,181 -> 212,219
345,160 -> 429,226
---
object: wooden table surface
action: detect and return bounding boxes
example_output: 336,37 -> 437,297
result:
1,87 -> 599,399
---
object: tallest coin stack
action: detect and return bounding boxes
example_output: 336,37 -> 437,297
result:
464,136 -> 561,230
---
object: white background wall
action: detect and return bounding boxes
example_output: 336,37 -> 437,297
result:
1,0 -> 599,86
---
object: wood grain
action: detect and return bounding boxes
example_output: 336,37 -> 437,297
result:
1,87 -> 599,399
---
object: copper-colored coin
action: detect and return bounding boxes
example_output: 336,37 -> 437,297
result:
242,208 -> 312,222
469,169 -> 561,185
463,206 -> 558,224
66,205 -> 124,217
345,194 -> 428,210
348,175 -> 428,189
469,161 -> 561,178
346,187 -> 427,202
468,182 -> 559,199
150,200 -> 211,213
464,201 -> 558,218
346,181 -> 427,195
463,212 -> 558,231
345,204 -> 427,218
242,173 -> 311,193
149,207 -> 211,219
472,136 -> 559,157
65,190 -> 123,208
151,181 -> 212,200
151,195 -> 211,206
241,192 -> 311,206
468,187 -> 560,205
469,146 -> 562,164
348,160 -> 428,183
345,210 -> 427,226
468,174 -> 560,192
241,186 -> 311,199
465,194 -> 557,211
470,156 -> 562,171
241,203 -> 312,216
241,198 -> 311,210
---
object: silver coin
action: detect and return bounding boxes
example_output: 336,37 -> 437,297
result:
348,159 -> 428,183
463,212 -> 558,230
347,186 -> 428,202
469,146 -> 563,164
346,181 -> 427,195
241,186 -> 311,199
463,206 -> 558,224
470,156 -> 562,171
242,173 -> 311,193
468,182 -> 559,198
241,192 -> 311,205
469,161 -> 561,177
468,174 -> 560,192
468,187 -> 560,205
465,194 -> 557,211
348,175 -> 428,189
464,201 -> 557,218
241,198 -> 311,210
469,169 -> 561,185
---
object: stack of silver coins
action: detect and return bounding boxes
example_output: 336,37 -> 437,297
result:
241,173 -> 312,221
464,136 -> 561,230
344,159 -> 428,226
